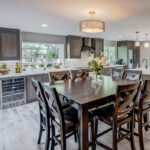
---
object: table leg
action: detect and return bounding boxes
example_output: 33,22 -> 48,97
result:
78,105 -> 89,150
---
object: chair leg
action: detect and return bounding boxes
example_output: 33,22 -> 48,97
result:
90,119 -> 96,150
144,113 -> 149,131
94,118 -> 98,140
112,123 -> 118,150
50,124 -> 55,150
37,125 -> 43,144
130,113 -> 136,150
118,127 -> 121,138
138,112 -> 144,150
77,127 -> 81,150
74,130 -> 77,142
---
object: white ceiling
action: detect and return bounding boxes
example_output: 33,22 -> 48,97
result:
1,0 -> 150,41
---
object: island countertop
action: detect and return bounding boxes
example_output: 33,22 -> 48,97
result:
128,68 -> 150,76
0,65 -> 126,79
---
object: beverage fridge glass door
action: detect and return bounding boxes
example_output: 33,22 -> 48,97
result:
128,49 -> 133,68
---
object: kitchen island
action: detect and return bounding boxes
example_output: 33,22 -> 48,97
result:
0,65 -> 125,109
128,67 -> 150,80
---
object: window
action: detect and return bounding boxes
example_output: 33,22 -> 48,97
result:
104,46 -> 116,62
22,42 -> 64,69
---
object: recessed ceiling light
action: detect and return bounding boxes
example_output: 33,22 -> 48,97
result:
41,24 -> 48,27
118,35 -> 122,39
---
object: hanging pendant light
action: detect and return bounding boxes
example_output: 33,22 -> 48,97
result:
80,11 -> 105,33
135,31 -> 140,47
144,33 -> 149,48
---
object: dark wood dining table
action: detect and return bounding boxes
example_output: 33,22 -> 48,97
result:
45,75 -> 138,150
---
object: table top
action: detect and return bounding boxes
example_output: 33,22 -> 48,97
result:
45,75 -> 138,105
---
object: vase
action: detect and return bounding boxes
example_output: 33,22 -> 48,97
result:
92,72 -> 102,85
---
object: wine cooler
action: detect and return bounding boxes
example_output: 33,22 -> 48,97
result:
0,77 -> 26,109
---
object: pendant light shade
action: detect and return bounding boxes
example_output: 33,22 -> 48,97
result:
135,31 -> 140,47
144,33 -> 149,48
80,11 -> 105,33
135,41 -> 140,47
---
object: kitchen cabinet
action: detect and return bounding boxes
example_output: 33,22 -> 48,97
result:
26,74 -> 49,103
66,35 -> 82,58
117,41 -> 140,68
0,27 -> 20,60
91,38 -> 104,57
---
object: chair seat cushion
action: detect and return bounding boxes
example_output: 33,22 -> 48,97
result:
52,95 -> 70,110
90,103 -> 114,123
63,107 -> 78,123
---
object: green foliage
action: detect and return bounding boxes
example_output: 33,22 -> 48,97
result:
88,60 -> 103,74
22,42 -> 59,59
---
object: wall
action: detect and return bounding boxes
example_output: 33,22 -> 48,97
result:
140,42 -> 150,67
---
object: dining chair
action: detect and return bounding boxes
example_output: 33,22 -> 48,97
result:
40,83 -> 79,150
49,71 -> 70,84
123,70 -> 142,81
49,71 -> 70,109
112,68 -> 124,79
40,83 -> 95,150
134,80 -> 150,150
70,69 -> 88,80
32,79 -> 51,150
90,82 -> 139,150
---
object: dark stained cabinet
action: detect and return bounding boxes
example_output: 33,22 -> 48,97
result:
0,28 -> 20,60
66,35 -> 82,58
26,74 -> 49,103
91,38 -> 104,57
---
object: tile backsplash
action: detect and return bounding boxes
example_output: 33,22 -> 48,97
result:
65,58 -> 89,68
0,61 -> 20,73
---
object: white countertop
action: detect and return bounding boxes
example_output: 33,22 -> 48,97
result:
128,68 -> 150,76
0,65 -> 125,79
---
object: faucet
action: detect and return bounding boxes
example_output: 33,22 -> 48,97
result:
142,58 -> 148,69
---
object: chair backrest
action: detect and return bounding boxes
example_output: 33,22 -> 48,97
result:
112,68 -> 124,79
49,71 -> 70,84
139,80 -> 150,108
123,70 -> 142,81
70,69 -> 88,80
114,82 -> 139,120
31,79 -> 47,126
40,83 -> 65,131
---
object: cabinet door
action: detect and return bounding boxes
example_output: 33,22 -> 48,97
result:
0,28 -> 20,60
94,39 -> 104,57
26,75 -> 41,103
26,74 -> 49,103
67,36 -> 82,58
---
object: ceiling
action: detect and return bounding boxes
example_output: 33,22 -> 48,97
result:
1,0 -> 150,41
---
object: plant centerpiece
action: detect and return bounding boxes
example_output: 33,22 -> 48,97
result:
88,52 -> 108,84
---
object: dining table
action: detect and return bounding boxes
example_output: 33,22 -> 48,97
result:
45,75 -> 138,150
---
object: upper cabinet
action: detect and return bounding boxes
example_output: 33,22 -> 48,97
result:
91,38 -> 104,57
66,35 -> 104,58
0,28 -> 20,60
66,35 -> 82,58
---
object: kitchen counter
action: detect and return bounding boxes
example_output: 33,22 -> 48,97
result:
128,68 -> 150,75
0,65 -> 126,79
0,64 -> 125,109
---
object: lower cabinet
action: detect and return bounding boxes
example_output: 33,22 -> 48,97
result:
26,74 -> 49,103
101,68 -> 112,76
